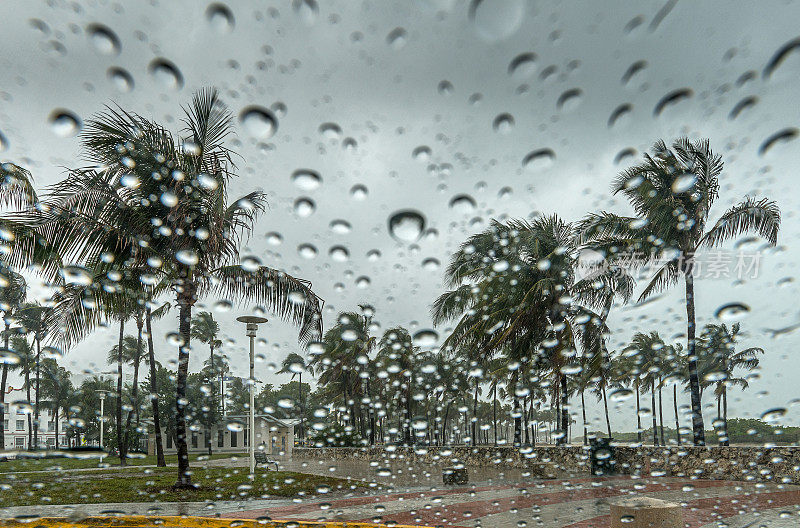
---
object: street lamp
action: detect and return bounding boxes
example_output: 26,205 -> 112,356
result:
97,390 -> 106,460
236,315 -> 268,478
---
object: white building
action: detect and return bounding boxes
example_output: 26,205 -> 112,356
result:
147,413 -> 294,457
2,403 -> 69,450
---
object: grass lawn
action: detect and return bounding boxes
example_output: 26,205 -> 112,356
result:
0,466 -> 363,507
0,452 -> 240,473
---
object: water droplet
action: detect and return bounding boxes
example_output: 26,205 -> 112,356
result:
298,244 -> 318,259
87,23 -> 121,55
728,96 -> 758,120
761,407 -> 787,423
468,0 -> 524,41
60,265 -> 93,286
265,232 -> 283,245
319,122 -> 342,139
367,249 -> 381,261
498,186 -> 513,198
148,58 -> 184,90
449,194 -> 477,213
330,219 -> 352,234
206,3 -> 235,33
492,113 -> 515,133
107,67 -> 134,92
608,104 -> 633,128
759,128 -> 798,156
508,52 -> 536,78
294,198 -> 316,217
329,246 -> 349,262
413,146 -> 432,161
763,37 -> 800,79
621,60 -> 647,86
227,421 -> 244,432
614,148 -> 637,165
388,210 -> 426,243
522,148 -> 555,171
653,88 -> 693,117
49,110 -> 82,138
438,80 -> 454,96
292,0 -> 318,26
609,388 -> 634,402
350,184 -> 368,200
240,106 -> 278,139
175,249 -> 199,266
557,88 -> 583,111
672,173 -> 697,193
422,258 -> 440,271
387,27 -> 407,49
714,302 -> 750,321
343,137 -> 357,151
292,169 -> 322,191
356,276 -> 371,289
413,329 -> 438,347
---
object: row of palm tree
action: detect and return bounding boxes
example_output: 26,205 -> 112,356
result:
0,89 -> 324,487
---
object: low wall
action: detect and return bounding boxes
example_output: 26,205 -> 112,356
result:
293,445 -> 800,484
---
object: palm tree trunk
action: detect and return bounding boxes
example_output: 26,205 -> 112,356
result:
523,395 -> 530,445
581,389 -> 588,445
34,335 -> 40,450
684,271 -> 706,445
471,378 -> 478,445
404,385 -> 413,445
208,341 -> 214,457
636,383 -> 642,444
674,384 -> 681,445
722,386 -> 729,446
146,307 -> 166,467
492,385 -> 498,446
53,407 -> 59,449
0,318 -> 9,451
25,347 -> 31,450
602,385 -> 612,438
300,371 -> 307,444
651,381 -> 658,446
116,320 -> 126,465
658,385 -> 665,445
513,395 -> 521,446
124,320 -> 143,456
560,376 -> 569,446
174,286 -> 194,488
443,400 -> 451,445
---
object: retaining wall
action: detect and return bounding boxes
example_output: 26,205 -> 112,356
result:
293,445 -> 800,484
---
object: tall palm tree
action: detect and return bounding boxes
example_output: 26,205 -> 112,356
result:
627,331 -> 676,446
191,311 -> 221,378
39,358 -> 73,449
0,270 -> 26,451
17,303 -> 49,450
311,312 -> 375,444
10,334 -> 34,448
697,323 -> 762,446
23,89 -> 323,486
578,138 -> 780,445
377,327 -> 417,445
278,352 -> 308,442
433,216 -> 631,445
145,303 -> 169,466
107,334 -> 145,459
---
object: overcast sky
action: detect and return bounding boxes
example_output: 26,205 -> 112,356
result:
1,0 -> 800,433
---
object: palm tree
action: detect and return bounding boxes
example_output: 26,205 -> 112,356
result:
0,270 -> 25,451
433,216 -> 631,446
626,331 -> 677,446
107,334 -> 145,459
311,311 -> 375,444
578,138 -> 780,445
278,352 -> 308,442
10,334 -> 34,448
697,323 -> 762,446
191,311 -> 221,378
145,304 -> 169,466
39,358 -> 73,449
377,327 -> 417,445
17,303 -> 49,450
24,89 -> 323,486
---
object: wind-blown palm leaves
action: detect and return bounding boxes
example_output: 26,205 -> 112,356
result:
376,327 -> 418,445
432,215 -> 632,445
578,138 -> 780,445
18,88 -> 323,486
697,323 -> 762,445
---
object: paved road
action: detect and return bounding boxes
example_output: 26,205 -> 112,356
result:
3,456 -> 799,527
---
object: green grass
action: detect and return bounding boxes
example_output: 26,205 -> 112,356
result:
0,452 -> 240,473
0,467 -> 363,507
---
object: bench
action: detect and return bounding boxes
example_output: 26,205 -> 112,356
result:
254,451 -> 279,470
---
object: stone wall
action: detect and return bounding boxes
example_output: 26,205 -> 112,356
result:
293,445 -> 800,484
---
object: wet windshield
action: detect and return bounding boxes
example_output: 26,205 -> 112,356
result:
0,1 -> 799,527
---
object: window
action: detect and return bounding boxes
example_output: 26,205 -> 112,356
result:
47,421 -> 54,432
217,430 -> 224,448
3,420 -> 7,430
47,437 -> 55,447
230,431 -> 237,448
204,431 -> 210,448
191,433 -> 198,449
14,437 -> 23,448
244,428 -> 249,447
166,435 -> 172,449
16,420 -> 24,431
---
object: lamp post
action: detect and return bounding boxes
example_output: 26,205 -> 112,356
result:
236,315 -> 268,478
98,391 -> 106,448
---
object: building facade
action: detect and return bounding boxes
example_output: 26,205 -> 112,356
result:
2,403 -> 69,450
147,414 -> 294,457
